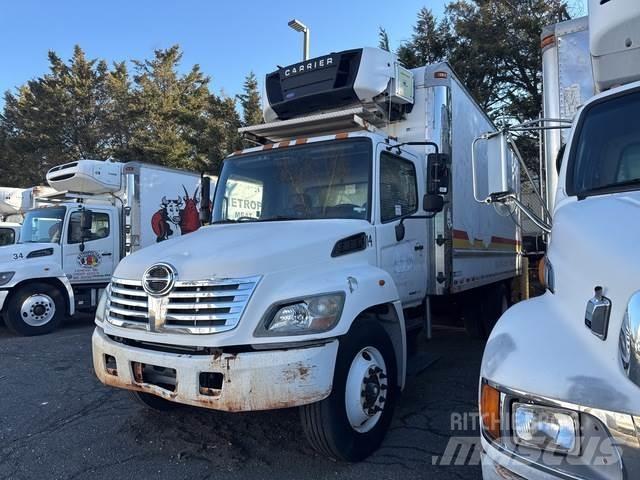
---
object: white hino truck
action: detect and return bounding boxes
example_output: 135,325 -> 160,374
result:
477,0 -> 640,478
92,47 -> 520,460
0,160 -> 210,336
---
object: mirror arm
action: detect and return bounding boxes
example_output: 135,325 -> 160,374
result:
399,213 -> 438,227
489,193 -> 552,233
505,136 -> 552,222
386,140 -> 439,156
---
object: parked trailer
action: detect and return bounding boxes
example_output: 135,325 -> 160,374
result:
476,0 -> 640,478
0,160 -> 212,335
92,47 -> 520,461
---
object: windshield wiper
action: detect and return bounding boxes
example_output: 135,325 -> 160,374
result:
578,178 -> 640,199
211,219 -> 238,224
211,216 -> 260,224
255,216 -> 303,222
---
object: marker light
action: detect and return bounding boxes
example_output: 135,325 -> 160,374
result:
480,383 -> 501,440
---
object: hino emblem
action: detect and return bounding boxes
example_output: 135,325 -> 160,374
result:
142,263 -> 176,297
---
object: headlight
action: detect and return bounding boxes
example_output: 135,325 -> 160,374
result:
512,403 -> 579,455
95,285 -> 110,325
0,271 -> 15,286
259,293 -> 345,336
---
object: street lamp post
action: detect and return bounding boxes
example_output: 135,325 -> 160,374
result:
288,19 -> 310,61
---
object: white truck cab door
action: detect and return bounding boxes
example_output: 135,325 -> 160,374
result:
375,146 -> 427,306
62,208 -> 116,284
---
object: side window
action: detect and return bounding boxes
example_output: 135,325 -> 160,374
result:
0,228 -> 15,246
68,212 -> 110,244
379,152 -> 418,223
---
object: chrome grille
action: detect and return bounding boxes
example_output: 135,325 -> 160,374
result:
107,276 -> 260,334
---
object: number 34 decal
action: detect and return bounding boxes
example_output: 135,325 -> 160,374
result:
12,253 -> 24,260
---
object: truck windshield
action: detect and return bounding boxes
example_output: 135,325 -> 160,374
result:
213,138 -> 372,222
568,89 -> 640,197
20,207 -> 66,243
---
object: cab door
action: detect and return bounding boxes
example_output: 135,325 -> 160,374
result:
62,207 -> 116,284
375,145 -> 427,306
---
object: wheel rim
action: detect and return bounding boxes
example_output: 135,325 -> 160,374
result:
344,346 -> 388,433
20,294 -> 55,327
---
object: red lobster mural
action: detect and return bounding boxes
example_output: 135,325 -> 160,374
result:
151,185 -> 201,243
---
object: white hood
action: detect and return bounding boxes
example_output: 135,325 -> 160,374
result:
0,243 -> 59,265
550,191 -> 640,307
114,219 -> 373,280
482,190 -> 640,412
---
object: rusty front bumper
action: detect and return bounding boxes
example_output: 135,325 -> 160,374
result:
92,327 -> 338,412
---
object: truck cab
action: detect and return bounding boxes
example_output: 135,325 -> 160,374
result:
478,1 -> 640,478
93,47 -> 519,461
0,160 -> 207,336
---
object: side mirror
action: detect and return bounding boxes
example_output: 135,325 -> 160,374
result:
199,175 -> 211,225
79,209 -> 93,252
427,153 -> 450,195
80,210 -> 93,232
423,193 -> 444,213
472,131 -> 517,203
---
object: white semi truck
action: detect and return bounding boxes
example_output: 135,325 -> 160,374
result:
478,0 -> 640,478
0,160 -> 210,336
92,47 -> 520,460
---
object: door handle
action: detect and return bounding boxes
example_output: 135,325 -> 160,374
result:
101,252 -> 112,256
414,243 -> 424,251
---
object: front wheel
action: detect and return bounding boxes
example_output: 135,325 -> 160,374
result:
300,319 -> 397,461
4,283 -> 65,336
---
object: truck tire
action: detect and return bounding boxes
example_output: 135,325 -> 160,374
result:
299,319 -> 397,462
462,283 -> 510,339
4,282 -> 65,336
461,294 -> 484,339
130,391 -> 180,412
481,282 -> 510,336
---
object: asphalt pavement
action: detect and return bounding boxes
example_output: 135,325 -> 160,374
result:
0,315 -> 485,479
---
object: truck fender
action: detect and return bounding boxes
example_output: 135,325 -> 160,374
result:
0,260 -> 75,316
327,265 -> 407,389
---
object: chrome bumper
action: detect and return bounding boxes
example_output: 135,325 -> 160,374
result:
92,327 -> 339,412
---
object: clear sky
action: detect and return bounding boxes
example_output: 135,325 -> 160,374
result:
0,0 -> 588,106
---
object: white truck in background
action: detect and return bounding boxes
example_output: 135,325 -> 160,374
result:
0,222 -> 20,247
0,160 -> 212,336
0,186 -> 55,245
477,1 -> 640,478
92,46 -> 520,461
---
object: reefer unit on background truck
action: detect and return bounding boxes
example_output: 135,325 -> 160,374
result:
0,159 -> 210,336
92,47 -> 520,461
477,1 -> 640,478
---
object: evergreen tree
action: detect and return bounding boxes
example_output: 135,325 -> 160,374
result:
130,45 -> 212,171
1,46 -> 111,185
396,1 -> 570,121
378,27 -> 390,52
237,72 -> 262,126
